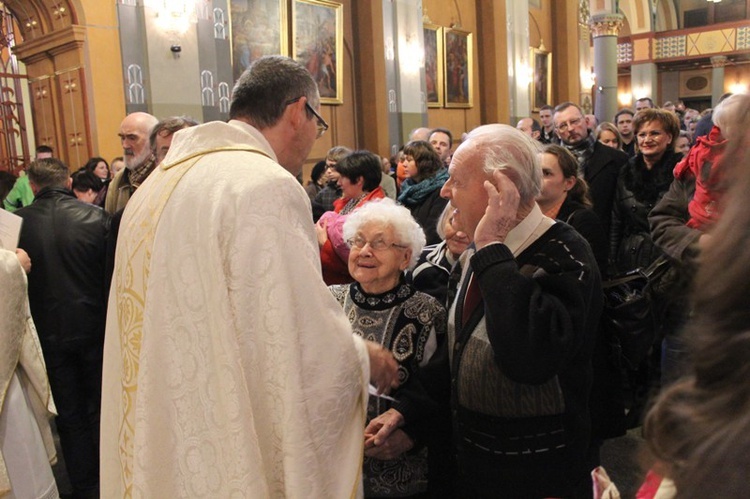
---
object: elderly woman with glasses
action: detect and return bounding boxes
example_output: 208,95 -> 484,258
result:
316,151 -> 386,285
328,198 -> 450,498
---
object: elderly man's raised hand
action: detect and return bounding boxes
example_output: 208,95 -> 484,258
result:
474,169 -> 521,250
365,340 -> 400,395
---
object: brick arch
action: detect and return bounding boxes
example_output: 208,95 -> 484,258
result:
2,0 -> 92,169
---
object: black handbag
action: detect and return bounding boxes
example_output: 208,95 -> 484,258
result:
602,256 -> 671,370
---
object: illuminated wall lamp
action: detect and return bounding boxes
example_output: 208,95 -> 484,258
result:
729,82 -> 747,94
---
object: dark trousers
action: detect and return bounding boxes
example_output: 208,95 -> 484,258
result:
43,337 -> 103,497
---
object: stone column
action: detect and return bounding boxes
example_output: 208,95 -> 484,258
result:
505,0 -> 530,124
710,55 -> 728,107
590,13 -> 623,125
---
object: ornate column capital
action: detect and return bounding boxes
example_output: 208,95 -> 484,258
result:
589,13 -> 624,38
710,55 -> 728,68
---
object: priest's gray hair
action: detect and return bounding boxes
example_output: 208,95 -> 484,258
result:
343,198 -> 426,270
230,55 -> 320,129
460,124 -> 542,204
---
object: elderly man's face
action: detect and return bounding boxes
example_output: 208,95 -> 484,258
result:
119,115 -> 153,170
554,107 -> 588,146
440,144 -> 489,240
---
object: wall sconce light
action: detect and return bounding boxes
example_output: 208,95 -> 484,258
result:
519,62 -> 533,87
618,92 -> 632,106
729,82 -> 747,94
398,33 -> 424,76
146,0 -> 197,37
581,69 -> 596,88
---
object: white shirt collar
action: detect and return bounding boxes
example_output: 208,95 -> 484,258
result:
501,203 -> 555,256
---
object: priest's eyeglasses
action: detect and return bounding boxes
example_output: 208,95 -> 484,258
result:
347,236 -> 409,251
285,96 -> 329,138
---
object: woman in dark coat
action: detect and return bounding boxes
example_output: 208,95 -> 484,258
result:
398,141 -> 449,245
610,108 -> 683,425
610,109 -> 682,274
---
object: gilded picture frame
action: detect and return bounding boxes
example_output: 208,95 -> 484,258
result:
443,28 -> 473,108
230,0 -> 288,83
292,0 -> 343,104
531,47 -> 552,112
423,24 -> 444,108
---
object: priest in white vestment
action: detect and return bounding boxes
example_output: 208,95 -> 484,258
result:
101,56 -> 399,497
0,249 -> 58,499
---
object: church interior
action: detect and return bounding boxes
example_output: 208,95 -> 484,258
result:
0,0 -> 748,178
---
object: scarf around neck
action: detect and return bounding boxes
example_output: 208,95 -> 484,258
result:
563,133 -> 595,169
398,168 -> 449,206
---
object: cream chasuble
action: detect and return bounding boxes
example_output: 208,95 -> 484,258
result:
101,121 -> 369,497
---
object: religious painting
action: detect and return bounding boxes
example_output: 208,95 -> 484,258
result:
230,0 -> 288,82
531,47 -> 552,112
293,0 -> 343,104
443,28 -> 473,108
423,24 -> 444,108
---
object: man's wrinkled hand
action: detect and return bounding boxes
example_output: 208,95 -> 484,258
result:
364,408 -> 404,447
364,428 -> 413,460
473,169 -> 521,250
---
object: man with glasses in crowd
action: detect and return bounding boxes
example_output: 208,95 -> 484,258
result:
554,102 -> 628,234
100,55 -> 399,497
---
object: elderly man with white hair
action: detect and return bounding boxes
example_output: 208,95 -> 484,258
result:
438,124 -> 603,497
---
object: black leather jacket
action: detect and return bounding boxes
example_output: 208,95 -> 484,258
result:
16,187 -> 111,346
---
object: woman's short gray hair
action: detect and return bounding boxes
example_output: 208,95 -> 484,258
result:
462,124 -> 543,203
343,198 -> 426,269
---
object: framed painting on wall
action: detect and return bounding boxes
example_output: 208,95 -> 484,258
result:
423,24 -> 443,108
443,28 -> 473,108
293,0 -> 343,104
531,47 -> 552,112
230,0 -> 288,82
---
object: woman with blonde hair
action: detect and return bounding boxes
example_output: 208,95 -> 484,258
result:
595,122 -> 625,150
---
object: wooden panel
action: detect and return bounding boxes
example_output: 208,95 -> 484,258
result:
28,77 -> 59,152
55,67 -> 91,169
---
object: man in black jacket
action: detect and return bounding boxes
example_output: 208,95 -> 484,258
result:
555,102 -> 628,235
17,158 -> 110,499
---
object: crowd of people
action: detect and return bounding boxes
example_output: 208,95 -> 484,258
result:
1,53 -> 749,498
